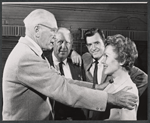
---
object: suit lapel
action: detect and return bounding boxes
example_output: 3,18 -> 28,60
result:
45,51 -> 54,67
67,59 -> 75,79
19,37 -> 40,57
84,58 -> 93,83
48,53 -> 54,67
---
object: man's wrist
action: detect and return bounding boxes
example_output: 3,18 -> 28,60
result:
107,93 -> 115,107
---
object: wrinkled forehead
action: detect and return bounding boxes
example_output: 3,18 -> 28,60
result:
55,32 -> 65,41
55,31 -> 72,43
43,16 -> 57,29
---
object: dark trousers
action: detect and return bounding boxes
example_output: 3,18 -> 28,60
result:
54,101 -> 86,120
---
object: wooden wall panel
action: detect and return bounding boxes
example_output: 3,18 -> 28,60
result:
2,4 -> 147,31
2,3 -> 148,73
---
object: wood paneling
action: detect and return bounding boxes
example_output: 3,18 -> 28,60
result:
2,3 -> 147,72
2,4 -> 147,30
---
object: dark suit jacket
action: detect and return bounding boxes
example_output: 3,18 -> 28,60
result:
2,37 -> 108,120
82,52 -> 148,120
45,52 -> 86,120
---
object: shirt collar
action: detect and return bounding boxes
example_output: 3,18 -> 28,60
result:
25,35 -> 43,56
92,56 -> 104,64
52,51 -> 67,65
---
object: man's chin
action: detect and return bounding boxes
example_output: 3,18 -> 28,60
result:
104,71 -> 112,76
58,55 -> 67,59
92,55 -> 100,59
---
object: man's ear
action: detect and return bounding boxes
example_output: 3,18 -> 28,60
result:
49,42 -> 54,49
34,26 -> 40,38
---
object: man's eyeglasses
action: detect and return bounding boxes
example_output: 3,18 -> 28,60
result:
38,24 -> 57,33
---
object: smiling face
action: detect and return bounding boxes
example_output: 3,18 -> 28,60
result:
86,32 -> 105,59
53,31 -> 72,61
102,45 -> 121,76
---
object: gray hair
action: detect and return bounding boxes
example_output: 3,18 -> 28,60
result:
57,27 -> 73,43
23,9 -> 57,34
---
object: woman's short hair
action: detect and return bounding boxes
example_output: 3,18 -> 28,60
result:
105,34 -> 138,71
84,28 -> 105,43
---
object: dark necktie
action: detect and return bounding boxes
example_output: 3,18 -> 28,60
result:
59,62 -> 64,75
93,59 -> 99,89
54,62 -> 66,120
41,53 -> 45,60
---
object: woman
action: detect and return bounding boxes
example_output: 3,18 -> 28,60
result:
101,34 -> 139,120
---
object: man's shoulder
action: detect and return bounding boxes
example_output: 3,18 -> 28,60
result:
82,52 -> 93,68
82,52 -> 92,60
130,66 -> 147,78
67,58 -> 80,69
67,58 -> 83,80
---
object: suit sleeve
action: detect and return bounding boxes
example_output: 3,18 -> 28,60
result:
129,66 -> 148,96
17,54 -> 108,112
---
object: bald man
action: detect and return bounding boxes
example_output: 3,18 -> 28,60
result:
45,27 -> 86,120
2,9 -> 137,120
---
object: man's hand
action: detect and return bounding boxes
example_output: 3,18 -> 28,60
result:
95,81 -> 109,90
71,50 -> 82,66
107,86 -> 138,110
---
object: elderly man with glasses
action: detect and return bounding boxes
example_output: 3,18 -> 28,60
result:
2,9 -> 138,121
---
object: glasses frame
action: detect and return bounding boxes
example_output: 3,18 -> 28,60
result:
38,24 -> 57,33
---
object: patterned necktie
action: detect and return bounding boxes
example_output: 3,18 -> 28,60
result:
93,59 -> 99,89
59,62 -> 64,75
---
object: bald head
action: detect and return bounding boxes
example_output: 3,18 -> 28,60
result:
57,27 -> 73,43
24,9 -> 57,33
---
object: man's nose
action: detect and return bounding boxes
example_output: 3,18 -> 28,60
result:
61,41 -> 67,48
91,43 -> 96,49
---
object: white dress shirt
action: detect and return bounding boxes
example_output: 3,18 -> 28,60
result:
90,57 -> 104,84
52,52 -> 72,79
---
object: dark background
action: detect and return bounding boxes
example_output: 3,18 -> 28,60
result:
2,3 -> 148,120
